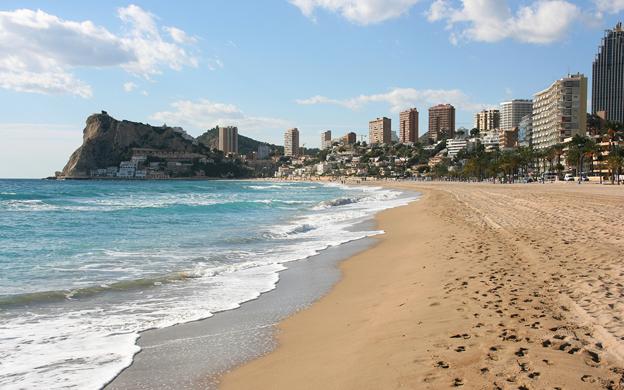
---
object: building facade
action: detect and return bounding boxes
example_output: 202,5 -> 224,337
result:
592,22 -> 624,123
531,73 -> 587,150
342,132 -> 357,144
218,126 -> 238,154
500,100 -> 533,133
399,108 -> 419,143
284,128 -> 300,157
428,104 -> 455,142
321,130 -> 332,149
499,128 -> 519,149
368,117 -> 391,144
518,114 -> 532,147
474,109 -> 500,131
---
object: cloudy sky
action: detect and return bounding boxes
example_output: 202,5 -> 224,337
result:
1,0 -> 623,177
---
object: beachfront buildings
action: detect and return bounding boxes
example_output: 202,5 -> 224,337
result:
499,128 -> 519,149
592,23 -> 624,123
428,104 -> 455,142
321,130 -> 332,149
284,128 -> 300,157
531,73 -> 587,150
399,108 -> 419,143
218,126 -> 238,155
500,100 -> 533,133
342,132 -> 357,145
369,117 -> 391,144
474,109 -> 500,131
518,114 -> 532,147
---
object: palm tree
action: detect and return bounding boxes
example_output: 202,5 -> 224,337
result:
607,154 -> 624,184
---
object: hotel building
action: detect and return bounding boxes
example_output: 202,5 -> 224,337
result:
368,117 -> 391,144
500,100 -> 533,132
474,109 -> 500,131
518,114 -> 532,147
428,104 -> 455,142
592,22 -> 624,123
218,126 -> 238,155
342,132 -> 357,145
321,130 -> 332,149
399,108 -> 419,143
531,73 -> 587,150
284,128 -> 300,157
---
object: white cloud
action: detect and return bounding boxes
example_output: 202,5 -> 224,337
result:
151,99 -> 292,133
0,5 -> 198,98
164,26 -> 198,44
289,0 -> 421,24
594,0 -> 624,14
427,0 -> 580,44
297,87 -> 490,112
123,81 -> 137,92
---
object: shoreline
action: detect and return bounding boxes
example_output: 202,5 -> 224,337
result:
220,182 -> 624,389
106,185 -> 419,389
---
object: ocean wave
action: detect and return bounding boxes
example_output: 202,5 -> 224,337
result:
0,182 -> 419,390
312,196 -> 360,210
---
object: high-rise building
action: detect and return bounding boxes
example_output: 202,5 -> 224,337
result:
592,22 -> 624,123
518,114 -> 532,147
499,128 -> 518,149
284,128 -> 300,157
474,109 -> 500,131
500,100 -> 533,132
399,108 -> 419,143
218,126 -> 238,154
321,130 -> 332,149
368,117 -> 391,144
428,104 -> 455,142
342,132 -> 357,144
531,73 -> 587,150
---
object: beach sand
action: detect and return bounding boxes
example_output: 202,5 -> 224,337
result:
220,182 -> 624,389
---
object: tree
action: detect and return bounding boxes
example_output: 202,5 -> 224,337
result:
470,128 -> 480,138
607,154 -> 624,184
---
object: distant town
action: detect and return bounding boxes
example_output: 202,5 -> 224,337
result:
64,23 -> 624,183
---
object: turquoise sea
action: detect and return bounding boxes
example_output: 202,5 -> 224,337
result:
0,179 -> 414,389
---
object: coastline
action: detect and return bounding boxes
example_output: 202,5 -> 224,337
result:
220,181 -> 624,389
105,185 -> 419,389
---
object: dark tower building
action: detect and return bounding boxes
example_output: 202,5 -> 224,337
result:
592,22 -> 624,123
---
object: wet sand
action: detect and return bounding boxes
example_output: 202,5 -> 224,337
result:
221,182 -> 624,389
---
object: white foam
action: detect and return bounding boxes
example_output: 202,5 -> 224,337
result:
0,184 -> 418,390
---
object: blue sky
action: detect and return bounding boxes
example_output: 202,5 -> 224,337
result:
1,0 -> 623,177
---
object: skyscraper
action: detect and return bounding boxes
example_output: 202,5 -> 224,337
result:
218,126 -> 238,155
321,130 -> 332,149
592,22 -> 624,123
368,117 -> 391,144
474,109 -> 500,131
428,104 -> 455,142
531,73 -> 587,150
500,100 -> 533,132
284,128 -> 300,157
399,108 -> 419,143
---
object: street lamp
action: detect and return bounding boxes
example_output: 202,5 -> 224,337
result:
577,143 -> 583,184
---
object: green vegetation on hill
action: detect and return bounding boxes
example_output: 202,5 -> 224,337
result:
197,127 -> 284,156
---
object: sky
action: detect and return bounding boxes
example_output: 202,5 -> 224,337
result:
1,0 -> 624,178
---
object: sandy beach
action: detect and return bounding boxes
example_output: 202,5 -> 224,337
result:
220,182 -> 624,389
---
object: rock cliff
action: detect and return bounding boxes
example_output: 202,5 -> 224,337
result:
61,112 -> 207,177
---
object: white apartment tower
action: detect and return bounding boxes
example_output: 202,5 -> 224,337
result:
531,74 -> 587,150
500,100 -> 533,133
284,128 -> 300,157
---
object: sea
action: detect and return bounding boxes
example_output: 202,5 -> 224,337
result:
0,179 -> 415,389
